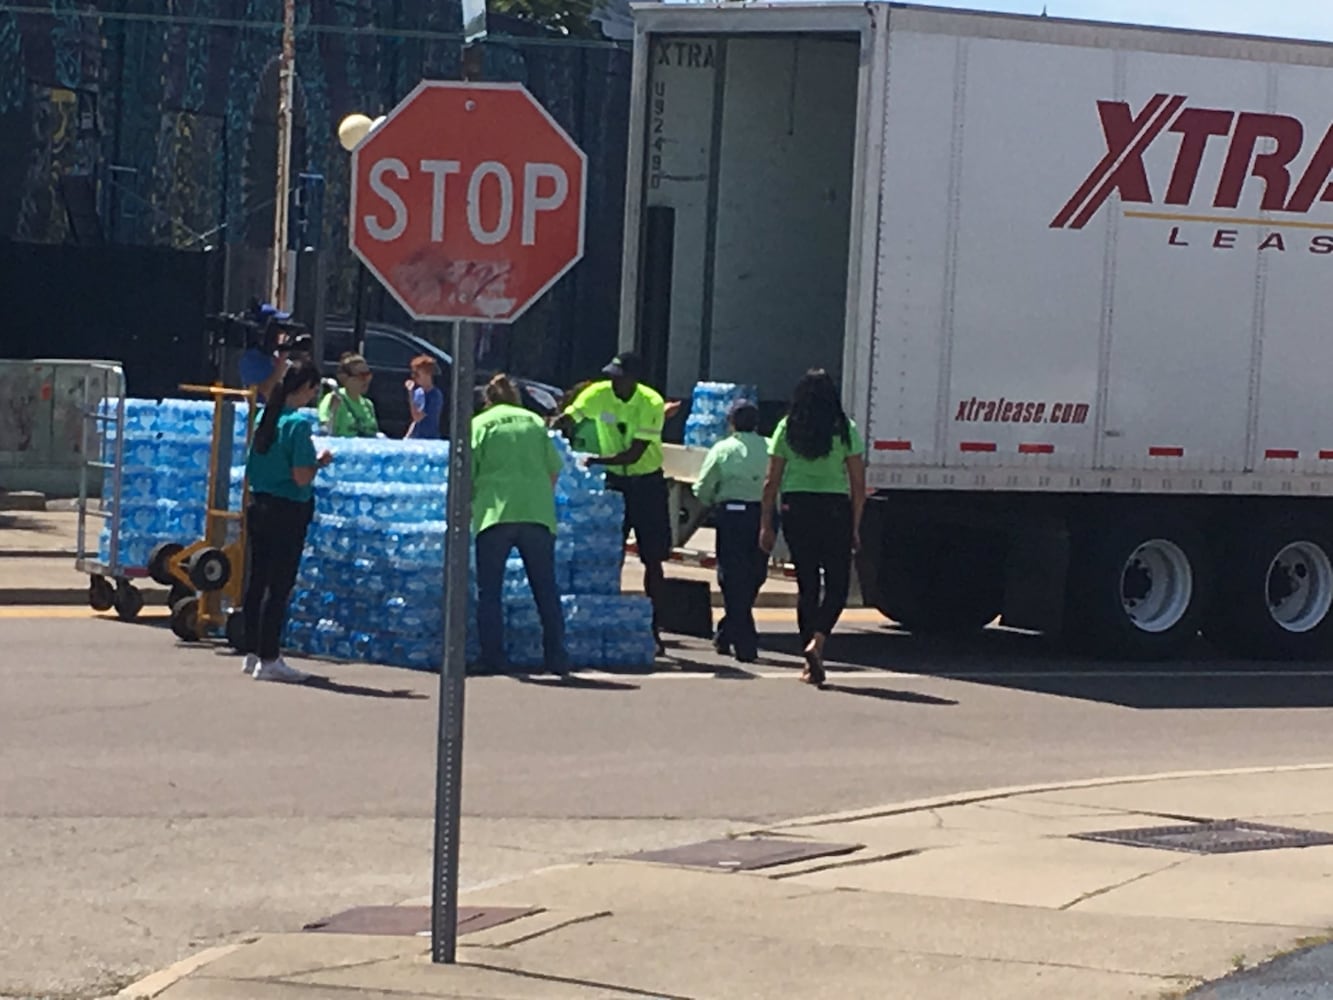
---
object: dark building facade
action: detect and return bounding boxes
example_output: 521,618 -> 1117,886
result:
0,1 -> 631,393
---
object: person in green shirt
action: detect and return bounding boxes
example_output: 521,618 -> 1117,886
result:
318,352 -> 380,438
557,351 -> 671,655
472,374 -> 569,675
241,358 -> 333,684
760,369 -> 866,686
694,400 -> 769,663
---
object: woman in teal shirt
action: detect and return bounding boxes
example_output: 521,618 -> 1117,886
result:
241,359 -> 332,683
760,369 -> 866,686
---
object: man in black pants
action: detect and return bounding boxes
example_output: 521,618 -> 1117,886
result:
560,351 -> 671,654
693,402 -> 768,662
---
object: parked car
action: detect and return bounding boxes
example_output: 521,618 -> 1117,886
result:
322,320 -> 562,439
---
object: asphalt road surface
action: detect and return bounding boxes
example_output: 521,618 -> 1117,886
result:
1192,942 -> 1333,998
3,606 -> 1333,999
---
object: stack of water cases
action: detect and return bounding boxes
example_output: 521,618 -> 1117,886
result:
548,433 -> 656,668
97,399 -> 245,568
683,381 -> 758,448
283,437 -> 463,670
99,401 -> 657,670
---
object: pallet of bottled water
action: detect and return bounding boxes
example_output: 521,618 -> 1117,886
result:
683,381 -> 758,449
95,398 -> 251,568
284,432 -> 657,671
285,436 -> 464,670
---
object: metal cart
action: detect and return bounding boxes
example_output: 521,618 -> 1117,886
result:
72,363 -> 153,620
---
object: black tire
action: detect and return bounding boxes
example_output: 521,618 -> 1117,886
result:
187,548 -> 231,592
170,596 -> 201,642
113,581 -> 144,622
225,609 -> 246,651
869,525 -> 1005,635
1205,513 -> 1333,660
147,542 -> 185,586
89,575 -> 115,613
167,583 -> 193,608
1065,513 -> 1211,660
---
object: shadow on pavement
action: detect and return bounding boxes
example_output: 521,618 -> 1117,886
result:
464,962 -> 695,1000
777,625 -> 1333,711
514,674 -> 641,692
821,683 -> 958,706
302,676 -> 428,699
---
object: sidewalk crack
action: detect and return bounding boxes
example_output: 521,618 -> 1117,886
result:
1057,857 -> 1191,911
768,848 -> 925,880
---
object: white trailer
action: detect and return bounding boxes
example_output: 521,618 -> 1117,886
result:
621,2 -> 1333,659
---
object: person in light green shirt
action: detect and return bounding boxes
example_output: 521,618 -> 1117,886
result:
760,369 -> 867,685
471,374 -> 568,675
693,401 -> 768,663
318,353 -> 380,438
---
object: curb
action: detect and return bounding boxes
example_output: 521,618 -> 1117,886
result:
0,587 -> 170,606
760,761 -> 1333,832
102,942 -> 244,1000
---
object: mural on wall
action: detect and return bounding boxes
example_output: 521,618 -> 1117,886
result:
0,1 -> 632,386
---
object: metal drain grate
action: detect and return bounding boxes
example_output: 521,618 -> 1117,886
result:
623,837 -> 861,871
303,904 -> 538,936
1073,820 -> 1333,855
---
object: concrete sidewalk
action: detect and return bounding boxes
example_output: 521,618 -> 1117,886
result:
0,509 -> 799,608
112,764 -> 1333,1000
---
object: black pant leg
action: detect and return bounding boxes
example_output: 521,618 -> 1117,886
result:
815,495 -> 853,637
241,498 -> 275,656
255,498 -> 311,661
715,503 -> 761,658
781,495 -> 822,645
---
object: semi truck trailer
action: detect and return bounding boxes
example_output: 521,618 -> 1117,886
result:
620,2 -> 1333,660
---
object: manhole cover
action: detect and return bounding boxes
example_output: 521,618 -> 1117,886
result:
623,837 -> 861,871
1073,820 -> 1333,855
303,905 -> 538,935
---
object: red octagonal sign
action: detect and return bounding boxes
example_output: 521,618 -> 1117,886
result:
350,81 -> 587,323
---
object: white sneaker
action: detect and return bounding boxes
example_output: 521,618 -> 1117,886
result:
252,657 -> 311,684
242,653 -> 260,676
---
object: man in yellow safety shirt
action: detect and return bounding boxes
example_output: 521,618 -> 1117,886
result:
693,400 -> 768,662
559,351 -> 669,654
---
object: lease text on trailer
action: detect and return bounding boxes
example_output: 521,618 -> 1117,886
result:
1053,94 -> 1333,254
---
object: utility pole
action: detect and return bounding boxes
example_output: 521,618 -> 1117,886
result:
269,0 -> 297,310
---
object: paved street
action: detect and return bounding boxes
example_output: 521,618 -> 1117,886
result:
3,605 -> 1333,998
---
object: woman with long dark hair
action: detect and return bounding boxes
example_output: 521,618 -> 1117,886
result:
241,359 -> 332,683
760,369 -> 866,685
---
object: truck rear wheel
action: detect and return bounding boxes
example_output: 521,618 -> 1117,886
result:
1205,514 -> 1333,660
869,526 -> 1004,635
1066,514 -> 1210,660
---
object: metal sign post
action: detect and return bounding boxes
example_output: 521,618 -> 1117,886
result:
347,74 -> 586,967
432,319 -> 475,964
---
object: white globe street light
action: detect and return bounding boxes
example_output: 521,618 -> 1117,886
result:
337,113 -> 385,152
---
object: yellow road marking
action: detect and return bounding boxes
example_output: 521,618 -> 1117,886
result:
753,607 -> 883,624
0,606 -> 168,620
1,605 -> 883,626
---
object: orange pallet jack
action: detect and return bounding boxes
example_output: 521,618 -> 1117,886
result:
146,385 -> 255,644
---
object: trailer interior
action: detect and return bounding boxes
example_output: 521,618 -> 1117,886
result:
633,32 -> 862,424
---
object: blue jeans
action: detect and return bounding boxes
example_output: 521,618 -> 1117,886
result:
475,522 -> 567,671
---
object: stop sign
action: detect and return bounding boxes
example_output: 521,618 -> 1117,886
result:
349,81 -> 587,323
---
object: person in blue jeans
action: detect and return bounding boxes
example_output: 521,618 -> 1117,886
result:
471,374 -> 569,675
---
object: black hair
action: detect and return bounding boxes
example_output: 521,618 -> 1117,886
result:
253,358 -> 320,455
730,402 -> 760,434
785,369 -> 850,460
